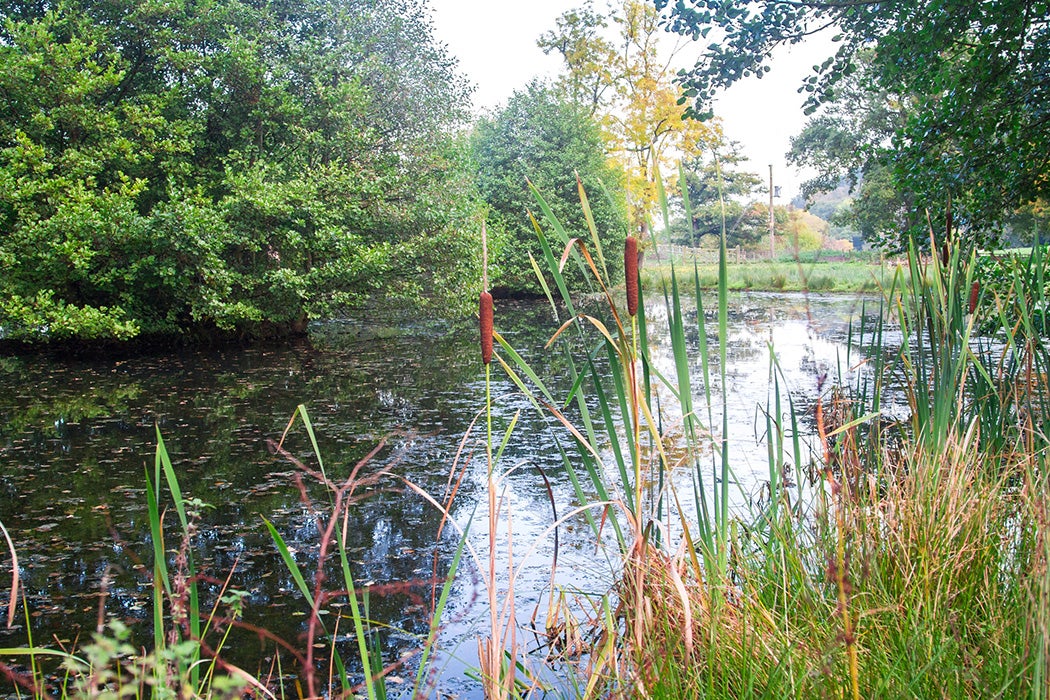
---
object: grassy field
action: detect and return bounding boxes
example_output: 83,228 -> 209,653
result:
640,251 -> 903,294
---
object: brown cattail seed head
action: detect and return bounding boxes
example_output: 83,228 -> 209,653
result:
479,291 -> 494,365
969,281 -> 980,315
625,235 -> 639,317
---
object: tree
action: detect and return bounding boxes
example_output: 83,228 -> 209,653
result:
789,50 -> 1050,251
803,182 -> 861,242
540,0 -> 720,230
785,50 -> 918,251
657,0 -> 1050,250
670,143 -> 765,247
472,81 -> 628,295
0,0 -> 479,344
537,2 -> 618,117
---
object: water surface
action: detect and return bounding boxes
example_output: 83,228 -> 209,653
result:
0,292 -> 878,695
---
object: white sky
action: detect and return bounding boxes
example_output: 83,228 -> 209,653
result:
427,0 -> 832,200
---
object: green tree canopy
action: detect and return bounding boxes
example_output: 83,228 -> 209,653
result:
657,0 -> 1050,250
670,143 -> 765,248
471,81 -> 627,295
0,0 -> 479,344
784,50 -> 918,250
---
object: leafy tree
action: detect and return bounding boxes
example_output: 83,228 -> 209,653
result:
540,0 -> 719,230
802,183 -> 865,244
783,49 -> 936,251
1006,202 -> 1050,246
537,1 -> 618,117
670,143 -> 765,247
782,209 -> 829,253
657,0 -> 1050,250
471,81 -> 627,295
0,0 -> 478,344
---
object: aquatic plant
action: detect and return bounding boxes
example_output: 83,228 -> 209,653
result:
1,173 -> 1047,699
624,236 -> 639,317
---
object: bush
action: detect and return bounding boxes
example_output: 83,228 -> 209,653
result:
472,81 -> 628,296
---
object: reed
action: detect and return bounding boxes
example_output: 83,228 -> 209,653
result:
480,291 -> 494,366
624,236 -> 639,317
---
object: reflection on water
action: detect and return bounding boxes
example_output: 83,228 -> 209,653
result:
0,292 -> 880,696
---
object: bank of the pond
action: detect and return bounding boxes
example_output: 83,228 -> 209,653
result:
641,256 -> 901,293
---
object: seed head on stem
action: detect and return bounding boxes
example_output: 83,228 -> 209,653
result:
625,235 -> 639,317
480,222 -> 494,365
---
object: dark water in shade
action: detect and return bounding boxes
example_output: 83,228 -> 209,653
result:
0,293 -> 879,697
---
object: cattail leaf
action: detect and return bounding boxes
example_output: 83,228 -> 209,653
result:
263,517 -> 314,608
558,238 -> 580,273
576,172 -> 609,280
528,252 -> 558,316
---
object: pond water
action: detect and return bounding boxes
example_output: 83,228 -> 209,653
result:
0,292 -> 881,697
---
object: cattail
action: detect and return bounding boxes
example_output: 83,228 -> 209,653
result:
479,220 -> 494,365
625,235 -> 639,317
479,290 -> 493,365
968,281 -> 979,315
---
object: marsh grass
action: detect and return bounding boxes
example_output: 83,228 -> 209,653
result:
0,428 -> 266,699
0,407 -> 471,699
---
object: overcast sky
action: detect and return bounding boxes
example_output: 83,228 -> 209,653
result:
427,0 -> 831,200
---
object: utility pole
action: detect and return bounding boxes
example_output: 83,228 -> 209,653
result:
768,164 -> 775,259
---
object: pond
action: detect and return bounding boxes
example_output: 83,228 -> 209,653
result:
0,291 -> 881,697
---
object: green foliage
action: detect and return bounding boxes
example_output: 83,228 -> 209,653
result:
974,244 -> 1050,337
471,81 -> 627,294
785,51 -> 921,251
538,1 -> 719,227
669,144 -> 765,248
0,0 -> 480,344
660,0 -> 1050,251
537,0 -> 617,116
783,209 -> 828,252
1005,200 -> 1050,246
